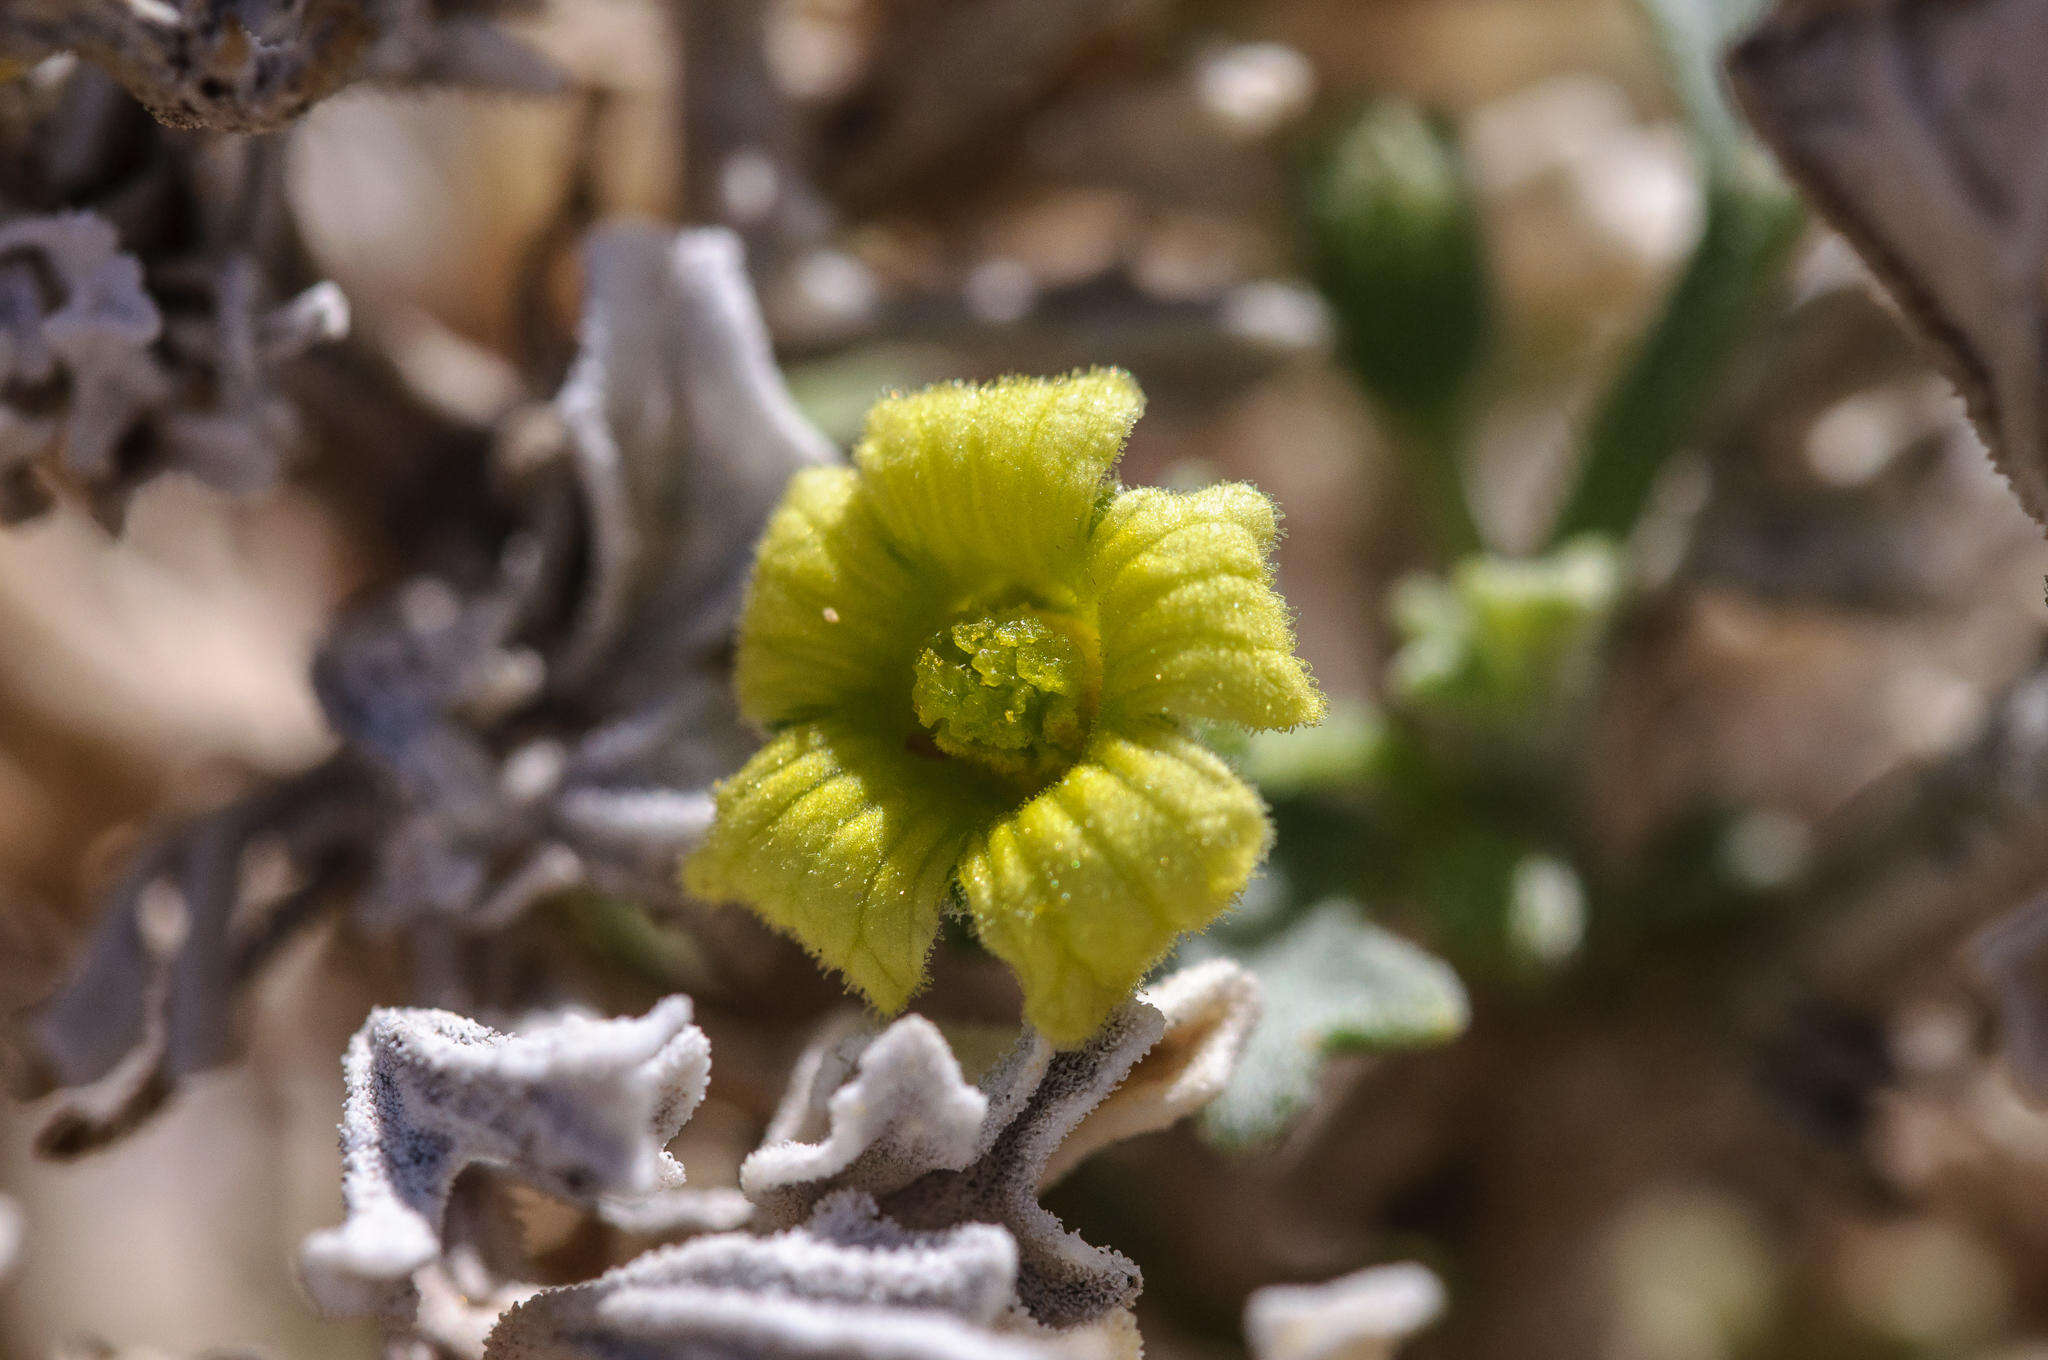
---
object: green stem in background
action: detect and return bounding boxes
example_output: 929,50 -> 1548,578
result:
1545,167 -> 1801,546
1549,0 -> 1800,547
1392,400 -> 1483,558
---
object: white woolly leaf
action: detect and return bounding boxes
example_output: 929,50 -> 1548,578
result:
0,210 -> 343,527
742,964 -> 1253,1328
300,997 -> 712,1318
483,1191 -> 1052,1360
1244,1263 -> 1446,1360
1043,959 -> 1261,1186
0,211 -> 164,494
555,224 -> 837,688
742,1012 -> 990,1225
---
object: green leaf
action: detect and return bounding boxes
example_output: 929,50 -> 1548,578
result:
1199,901 -> 1467,1148
1548,0 -> 1802,544
1089,483 -> 1324,732
1413,828 -> 1588,969
960,722 -> 1272,1046
1545,172 -> 1801,544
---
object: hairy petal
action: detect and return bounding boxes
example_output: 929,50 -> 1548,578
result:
1089,483 -> 1324,731
959,725 -> 1271,1045
733,466 -> 941,728
682,723 -> 1001,1013
854,369 -> 1143,597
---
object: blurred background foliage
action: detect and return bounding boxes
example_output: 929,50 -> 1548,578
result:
9,0 -> 2048,1358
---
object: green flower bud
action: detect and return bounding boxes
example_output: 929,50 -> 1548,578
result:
1304,100 -> 1489,417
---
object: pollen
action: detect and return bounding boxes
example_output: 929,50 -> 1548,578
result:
911,608 -> 1095,783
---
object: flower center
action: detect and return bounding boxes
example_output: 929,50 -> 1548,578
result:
911,608 -> 1093,783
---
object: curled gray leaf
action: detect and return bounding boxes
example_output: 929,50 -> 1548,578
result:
300,996 -> 712,1319
483,1191 -> 1052,1360
1042,958 -> 1260,1187
554,223 -> 837,691
0,210 -> 347,527
590,1184 -> 756,1240
742,1012 -> 990,1225
744,964 -> 1256,1328
0,0 -> 561,134
23,764 -> 371,1157
312,223 -> 833,933
876,1006 -> 1155,1328
18,221 -> 813,1153
1974,893 -> 2048,1099
1728,0 -> 2048,528
0,211 -> 165,516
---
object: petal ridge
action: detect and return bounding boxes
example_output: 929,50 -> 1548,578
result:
1089,485 -> 1323,730
960,725 -> 1270,1043
734,465 -> 940,728
683,723 -> 1000,1012
854,369 -> 1143,597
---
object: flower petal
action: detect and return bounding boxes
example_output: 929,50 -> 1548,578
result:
1089,483 -> 1325,730
854,369 -> 1143,598
733,465 -> 941,728
959,724 -> 1271,1045
682,722 -> 1002,1013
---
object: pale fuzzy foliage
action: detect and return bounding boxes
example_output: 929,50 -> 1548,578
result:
1244,1264 -> 1446,1360
742,1012 -> 990,1224
0,0 -> 559,134
744,961 -> 1262,1327
0,209 -> 345,527
297,965 -> 1261,1354
300,997 -> 712,1318
556,226 -> 839,692
590,1184 -> 756,1239
0,212 -> 162,505
484,1191 -> 1053,1360
20,224 -> 827,1158
1197,902 -> 1468,1148
1042,958 -> 1261,1185
327,224 -> 835,935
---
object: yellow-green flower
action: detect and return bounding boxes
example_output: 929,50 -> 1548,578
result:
683,369 -> 1323,1044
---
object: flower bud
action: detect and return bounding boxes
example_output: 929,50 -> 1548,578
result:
1304,101 -> 1488,417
